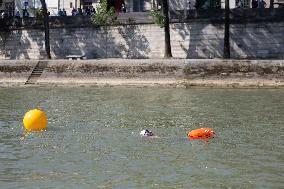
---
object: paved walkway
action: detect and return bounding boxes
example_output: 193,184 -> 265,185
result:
0,59 -> 283,88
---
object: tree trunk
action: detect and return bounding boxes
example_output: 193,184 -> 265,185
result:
40,0 -> 51,59
223,0 -> 230,59
162,0 -> 172,58
270,0 -> 274,8
0,18 -> 11,50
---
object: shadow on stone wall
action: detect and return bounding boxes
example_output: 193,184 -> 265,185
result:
172,8 -> 284,59
45,27 -> 113,59
231,23 -> 283,59
118,23 -> 150,58
8,29 -> 46,59
229,9 -> 284,59
49,25 -> 150,59
1,9 -> 283,59
0,17 -> 151,59
173,22 -> 223,59
0,19 -> 46,59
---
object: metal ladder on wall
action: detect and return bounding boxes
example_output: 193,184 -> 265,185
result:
25,61 -> 47,85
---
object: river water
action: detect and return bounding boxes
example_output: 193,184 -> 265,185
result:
0,87 -> 283,188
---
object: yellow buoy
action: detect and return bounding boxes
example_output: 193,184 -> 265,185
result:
23,109 -> 48,131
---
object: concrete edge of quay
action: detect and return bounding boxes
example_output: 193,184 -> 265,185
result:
0,59 -> 283,88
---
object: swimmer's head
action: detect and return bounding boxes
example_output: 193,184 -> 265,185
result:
140,129 -> 155,137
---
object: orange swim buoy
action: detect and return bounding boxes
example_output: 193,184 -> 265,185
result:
188,128 -> 215,140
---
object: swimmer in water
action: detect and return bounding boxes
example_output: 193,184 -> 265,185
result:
140,129 -> 159,138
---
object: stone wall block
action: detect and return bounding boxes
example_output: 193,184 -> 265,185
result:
2,21 -> 284,59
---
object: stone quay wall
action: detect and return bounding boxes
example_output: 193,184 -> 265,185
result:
0,14 -> 283,60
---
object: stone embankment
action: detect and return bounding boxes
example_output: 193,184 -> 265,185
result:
1,9 -> 283,60
0,59 -> 283,88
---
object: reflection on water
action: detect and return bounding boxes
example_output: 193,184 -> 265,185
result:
0,87 -> 283,188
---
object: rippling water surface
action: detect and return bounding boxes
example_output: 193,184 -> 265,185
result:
0,87 -> 283,188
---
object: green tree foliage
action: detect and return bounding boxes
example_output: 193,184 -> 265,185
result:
149,9 -> 165,28
150,1 -> 172,58
91,0 -> 118,26
34,8 -> 44,21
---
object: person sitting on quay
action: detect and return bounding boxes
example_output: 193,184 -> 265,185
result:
58,9 -> 64,16
90,6 -> 96,15
259,0 -> 267,8
71,7 -> 77,16
122,0 -> 126,13
85,7 -> 91,15
15,10 -> 21,18
62,9 -> 67,16
77,8 -> 83,16
23,9 -> 29,18
252,0 -> 258,8
1,12 -> 7,19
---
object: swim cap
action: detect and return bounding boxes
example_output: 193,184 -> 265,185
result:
140,129 -> 154,137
